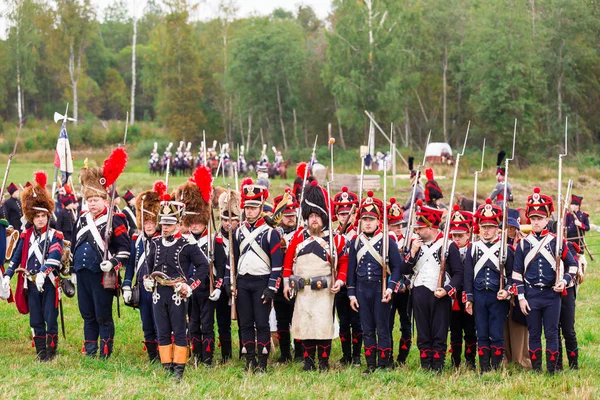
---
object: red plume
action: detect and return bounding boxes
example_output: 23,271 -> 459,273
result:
192,165 -> 213,203
241,177 -> 253,192
296,162 -> 307,179
103,148 -> 128,188
153,181 -> 167,198
34,171 -> 47,188
425,168 -> 434,181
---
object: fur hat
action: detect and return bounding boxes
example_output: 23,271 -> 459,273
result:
136,181 -> 166,227
177,165 -> 212,226
79,148 -> 128,200
301,180 -> 332,228
525,187 -> 553,218
219,190 -> 241,220
496,150 -> 506,176
158,193 -> 184,225
21,171 -> 54,224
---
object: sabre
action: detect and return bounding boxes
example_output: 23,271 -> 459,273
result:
471,138 -> 486,242
498,119 -> 517,292
437,122 -> 470,289
403,131 -> 431,253
556,117 -> 569,285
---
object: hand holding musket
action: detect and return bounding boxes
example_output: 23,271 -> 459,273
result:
498,120 -> 517,293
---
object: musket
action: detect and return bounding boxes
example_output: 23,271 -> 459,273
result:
403,131 -> 431,253
498,120 -> 517,291
297,136 -> 318,228
326,181 -> 338,281
437,122 -> 470,290
203,130 -> 208,168
569,211 -> 594,261
471,138 -> 486,242
381,157 -> 388,299
556,117 -> 568,285
208,205 -> 215,295
340,203 -> 357,235
0,120 -> 24,203
329,124 -> 335,182
227,185 -> 237,320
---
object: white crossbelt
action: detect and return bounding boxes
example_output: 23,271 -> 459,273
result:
28,230 -> 55,266
238,224 -> 271,270
135,235 -> 147,275
523,234 -> 555,272
472,241 -> 501,278
77,212 -> 109,256
356,232 -> 384,266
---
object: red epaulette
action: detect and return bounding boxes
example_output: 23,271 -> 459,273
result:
571,242 -> 581,254
508,243 -> 516,252
583,212 -> 589,217
115,212 -> 126,219
20,232 -> 26,239
215,236 -> 224,244
54,230 -> 64,240
132,233 -> 139,241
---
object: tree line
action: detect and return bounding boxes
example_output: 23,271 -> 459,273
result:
1,0 -> 599,161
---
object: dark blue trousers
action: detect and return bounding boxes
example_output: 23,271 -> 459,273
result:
153,285 -> 188,347
29,278 -> 59,337
77,269 -> 115,356
189,289 -> 215,358
357,280 -> 392,355
525,286 -> 561,353
237,275 -> 271,357
473,289 -> 509,349
559,286 -> 578,356
215,291 -> 232,341
390,290 -> 411,340
412,286 -> 450,366
335,287 -> 363,355
139,286 -> 157,342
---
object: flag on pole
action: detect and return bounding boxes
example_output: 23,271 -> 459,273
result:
53,122 -> 73,186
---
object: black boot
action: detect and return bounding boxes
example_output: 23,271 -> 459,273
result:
145,341 -> 159,363
450,342 -> 462,369
431,350 -> 445,373
220,338 -> 232,362
172,364 -> 185,382
257,354 -> 268,373
202,338 -> 215,366
491,346 -> 505,370
317,342 -> 331,372
478,347 -> 491,373
352,332 -> 363,366
567,348 -> 579,370
397,337 -> 411,366
33,336 -> 47,362
46,334 -> 58,361
338,332 -> 352,365
99,338 -> 114,360
302,343 -> 316,371
546,349 -> 559,375
294,339 -> 304,362
362,348 -> 377,375
529,349 -> 543,373
277,331 -> 292,363
377,349 -> 392,370
464,341 -> 477,370
419,349 -> 432,370
82,340 -> 98,358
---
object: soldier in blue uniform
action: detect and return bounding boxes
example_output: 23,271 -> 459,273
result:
74,152 -> 131,359
122,181 -> 165,363
143,193 -> 209,381
176,165 -> 216,366
401,200 -> 463,372
225,178 -> 283,372
447,204 -> 476,370
121,190 -> 138,236
512,187 -> 578,374
211,189 -> 242,362
348,191 -> 404,374
272,189 -> 300,363
565,194 -> 589,280
2,183 -> 23,233
464,199 -> 513,372
2,171 -> 63,361
333,186 -> 362,366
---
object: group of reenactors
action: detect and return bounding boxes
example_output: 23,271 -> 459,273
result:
0,145 -> 590,381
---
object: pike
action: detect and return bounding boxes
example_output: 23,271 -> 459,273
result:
297,136 -> 318,228
437,122 -> 470,290
207,198 -> 215,295
381,157 -> 388,299
556,117 -> 568,285
227,185 -> 237,321
403,131 -> 431,253
329,123 -> 335,182
498,120 -> 517,291
202,130 -> 208,168
471,138 -> 486,242
0,120 -> 24,203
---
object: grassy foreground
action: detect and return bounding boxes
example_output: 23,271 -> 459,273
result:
1,155 -> 599,399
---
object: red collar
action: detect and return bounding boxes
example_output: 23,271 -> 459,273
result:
245,217 -> 265,229
93,207 -> 108,220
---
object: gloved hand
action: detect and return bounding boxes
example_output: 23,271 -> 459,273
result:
36,273 -> 45,292
261,287 -> 275,303
175,282 -> 193,298
100,260 -> 113,272
122,286 -> 132,303
71,273 -> 77,286
2,275 -> 10,291
143,277 -> 155,292
209,288 -> 221,302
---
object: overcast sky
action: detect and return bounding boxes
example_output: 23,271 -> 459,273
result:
0,0 -> 332,39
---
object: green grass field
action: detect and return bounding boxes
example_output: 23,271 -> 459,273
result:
1,153 -> 599,399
